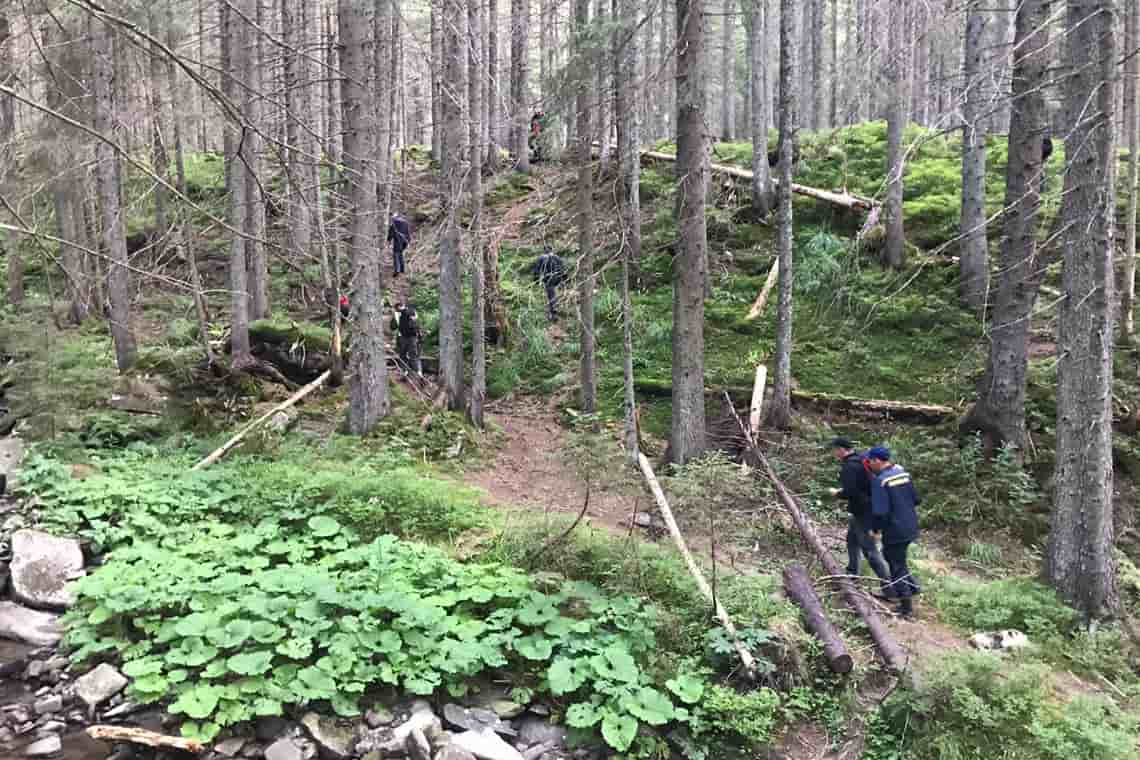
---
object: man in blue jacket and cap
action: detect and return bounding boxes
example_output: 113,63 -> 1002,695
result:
865,446 -> 921,618
827,437 -> 891,595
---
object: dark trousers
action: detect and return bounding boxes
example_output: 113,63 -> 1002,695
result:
544,284 -> 559,321
397,335 -> 421,374
882,541 -> 920,599
393,244 -> 406,275
846,516 -> 891,590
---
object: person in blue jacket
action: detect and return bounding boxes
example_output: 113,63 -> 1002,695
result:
865,446 -> 921,618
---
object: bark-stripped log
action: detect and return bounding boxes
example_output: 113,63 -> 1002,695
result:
782,562 -> 854,673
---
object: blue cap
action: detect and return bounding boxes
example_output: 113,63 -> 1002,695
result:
866,446 -> 891,461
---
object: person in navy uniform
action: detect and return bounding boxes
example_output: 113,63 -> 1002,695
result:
865,446 -> 921,618
387,213 -> 412,278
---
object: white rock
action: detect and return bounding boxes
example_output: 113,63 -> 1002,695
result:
451,729 -> 526,760
215,737 -> 247,757
9,530 -> 84,610
0,437 -> 25,478
23,735 -> 62,757
0,602 -> 62,647
73,663 -> 128,708
300,713 -> 355,759
265,738 -> 306,760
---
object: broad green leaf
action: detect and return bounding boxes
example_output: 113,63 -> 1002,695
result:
601,712 -> 638,752
122,658 -> 164,678
548,657 -> 590,696
226,651 -> 274,676
308,515 -> 341,537
331,691 -> 361,717
623,687 -> 674,726
170,685 -> 220,719
174,612 -> 214,638
298,666 -> 337,696
666,674 -> 705,705
277,637 -> 314,660
591,646 -> 639,684
515,634 -> 554,661
208,619 -> 253,648
565,702 -> 602,728
250,621 -> 285,644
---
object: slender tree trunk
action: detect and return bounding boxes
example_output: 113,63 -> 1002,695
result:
245,0 -> 269,320
960,0 -> 1049,457
1121,0 -> 1138,340
828,0 -> 837,127
747,0 -> 771,214
226,0 -> 253,366
91,14 -> 136,371
572,0 -> 597,414
340,0 -> 391,431
469,0 -> 487,428
811,0 -> 823,130
440,0 -> 467,409
720,0 -> 736,140
487,0 -> 501,167
617,0 -> 639,457
1047,0 -> 1119,620
596,0 -> 613,164
375,0 -> 393,220
766,0 -> 796,429
282,0 -> 314,278
959,2 -> 988,312
670,0 -> 708,463
147,7 -> 169,243
510,0 -> 530,171
883,0 -> 906,268
431,0 -> 442,162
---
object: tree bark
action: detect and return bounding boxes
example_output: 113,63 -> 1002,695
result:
959,0 -> 1050,456
811,0 -> 823,131
91,13 -> 136,371
340,0 -> 391,431
616,0 -> 640,459
1046,0 -> 1119,620
147,6 -> 169,244
720,0 -> 736,140
596,0 -> 613,166
440,0 -> 467,410
574,0 -> 596,414
431,0 -> 442,163
783,563 -> 853,673
882,0 -> 906,269
247,0 -> 269,320
226,0 -> 253,367
959,1 -> 988,312
469,0 -> 487,429
670,0 -> 709,464
798,1 -> 811,130
510,0 -> 530,172
487,0 -> 501,167
766,0 -> 796,430
282,0 -> 313,274
1122,0 -> 1138,340
747,0 -> 771,214
828,0 -> 837,127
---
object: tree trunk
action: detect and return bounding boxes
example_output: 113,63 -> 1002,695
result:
226,0 -> 253,366
91,14 -> 136,371
798,1 -> 811,130
1121,0 -> 1138,340
282,0 -> 313,273
959,1 -> 988,312
246,0 -> 269,320
766,0 -> 796,429
469,0 -> 487,428
510,0 -> 530,172
828,0 -> 837,127
1046,0 -> 1119,620
375,0 -> 393,220
670,0 -> 708,464
747,0 -> 771,214
596,0 -> 613,166
964,0 -> 1048,452
720,0 -> 736,141
782,563 -> 853,673
431,1 -> 442,163
575,0 -> 596,414
340,0 -> 391,431
440,0 -> 467,410
811,0 -> 823,130
882,0 -> 906,269
487,0 -> 501,167
616,0 -> 640,457
147,7 -> 169,244
959,0 -> 1050,457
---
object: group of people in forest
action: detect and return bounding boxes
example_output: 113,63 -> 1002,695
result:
828,437 -> 922,619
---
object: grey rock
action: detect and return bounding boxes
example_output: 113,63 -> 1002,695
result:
377,710 -> 441,754
32,695 -> 61,715
517,717 -> 567,749
35,721 -> 65,735
0,602 -> 62,647
522,743 -> 556,760
256,717 -> 291,742
410,699 -> 434,714
264,738 -> 305,760
9,530 -> 84,611
42,657 -> 68,674
215,737 -> 248,756
436,746 -> 478,760
0,437 -> 25,478
242,742 -> 267,759
300,713 -> 355,759
23,735 -> 61,757
406,726 -> 431,760
364,708 -> 393,729
444,704 -> 516,737
25,660 -> 46,679
451,729 -> 526,760
73,663 -> 127,708
102,701 -> 141,719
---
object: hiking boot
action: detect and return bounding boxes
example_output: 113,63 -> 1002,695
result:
895,597 -> 914,619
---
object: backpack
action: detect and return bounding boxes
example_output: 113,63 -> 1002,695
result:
399,307 -> 420,338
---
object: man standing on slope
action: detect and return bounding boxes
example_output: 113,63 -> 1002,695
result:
388,212 -> 412,278
865,446 -> 922,619
827,437 -> 892,596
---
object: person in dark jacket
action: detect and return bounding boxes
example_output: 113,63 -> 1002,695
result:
827,437 -> 891,594
387,213 -> 412,278
390,302 -> 423,376
866,446 -> 922,618
531,248 -> 566,322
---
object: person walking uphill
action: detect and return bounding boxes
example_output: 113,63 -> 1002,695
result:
827,437 -> 892,595
865,446 -> 922,618
388,212 -> 412,278
531,247 -> 566,322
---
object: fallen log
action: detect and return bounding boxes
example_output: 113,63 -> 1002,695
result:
782,563 -> 854,674
724,393 -> 908,673
746,260 -> 780,321
192,369 -> 332,470
637,452 -> 760,680
86,726 -> 203,754
639,150 -> 877,212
